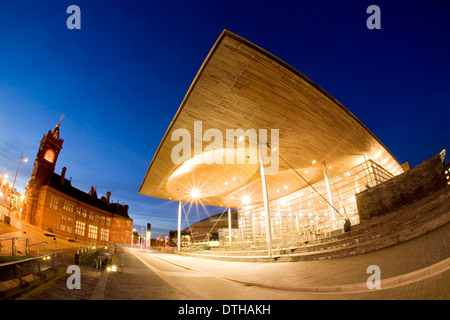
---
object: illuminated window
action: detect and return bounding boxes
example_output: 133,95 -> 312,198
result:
75,221 -> 85,236
49,196 -> 58,210
100,228 -> 109,242
88,225 -> 98,239
63,201 -> 74,212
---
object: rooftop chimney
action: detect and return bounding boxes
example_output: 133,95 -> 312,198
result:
61,167 -> 67,185
106,191 -> 111,204
89,186 -> 98,198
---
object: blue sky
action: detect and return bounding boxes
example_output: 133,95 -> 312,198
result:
0,0 -> 449,237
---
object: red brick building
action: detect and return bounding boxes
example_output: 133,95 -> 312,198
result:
23,121 -> 133,244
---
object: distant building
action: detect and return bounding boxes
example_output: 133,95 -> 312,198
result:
169,209 -> 239,247
23,120 -> 133,244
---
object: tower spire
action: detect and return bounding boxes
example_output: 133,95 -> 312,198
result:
58,113 -> 65,126
52,114 -> 64,139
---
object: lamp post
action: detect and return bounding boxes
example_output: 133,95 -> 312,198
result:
6,154 -> 28,224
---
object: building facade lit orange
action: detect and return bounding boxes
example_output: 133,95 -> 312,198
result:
23,121 -> 133,244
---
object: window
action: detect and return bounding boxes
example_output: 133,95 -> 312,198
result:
82,209 -> 87,218
38,192 -> 45,206
60,216 -> 66,231
106,217 -> 111,226
89,212 -> 94,220
116,219 -> 120,227
76,207 -> 81,216
49,196 -> 58,210
63,201 -> 74,212
75,221 -> 85,236
88,225 -> 98,239
100,228 -> 109,242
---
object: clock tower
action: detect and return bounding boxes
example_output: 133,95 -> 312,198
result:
29,121 -> 64,186
24,118 -> 64,224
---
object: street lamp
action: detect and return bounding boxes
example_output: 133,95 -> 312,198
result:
6,154 -> 28,223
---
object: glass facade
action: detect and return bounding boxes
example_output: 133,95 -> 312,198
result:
235,160 -> 394,244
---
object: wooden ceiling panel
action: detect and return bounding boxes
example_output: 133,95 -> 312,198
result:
139,30 -> 404,208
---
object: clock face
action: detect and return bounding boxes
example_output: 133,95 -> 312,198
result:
44,149 -> 55,163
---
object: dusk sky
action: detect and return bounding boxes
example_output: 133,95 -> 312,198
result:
0,0 -> 449,237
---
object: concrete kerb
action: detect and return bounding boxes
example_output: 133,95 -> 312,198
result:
148,251 -> 450,295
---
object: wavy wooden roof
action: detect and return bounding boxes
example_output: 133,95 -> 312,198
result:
139,30 -> 404,207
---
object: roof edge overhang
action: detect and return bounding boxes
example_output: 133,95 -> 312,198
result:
138,29 -> 403,199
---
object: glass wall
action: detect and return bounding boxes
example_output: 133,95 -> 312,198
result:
236,160 -> 394,244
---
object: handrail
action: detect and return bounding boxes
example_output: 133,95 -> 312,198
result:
0,250 -> 65,268
26,241 -> 58,256
28,241 -> 52,247
94,246 -> 123,270
0,236 -> 31,240
0,236 -> 31,256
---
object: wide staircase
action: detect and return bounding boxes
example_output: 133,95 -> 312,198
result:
180,187 -> 450,262
0,218 -> 84,300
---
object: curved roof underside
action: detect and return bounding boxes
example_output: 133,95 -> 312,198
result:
139,30 -> 404,207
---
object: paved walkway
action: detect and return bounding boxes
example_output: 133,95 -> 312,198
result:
16,222 -> 450,300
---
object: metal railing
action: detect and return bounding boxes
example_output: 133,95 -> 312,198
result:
0,236 -> 31,256
28,241 -> 58,256
0,250 -> 65,286
94,245 -> 124,272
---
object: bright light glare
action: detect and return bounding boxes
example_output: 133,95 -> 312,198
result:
241,195 -> 251,205
190,188 -> 201,200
